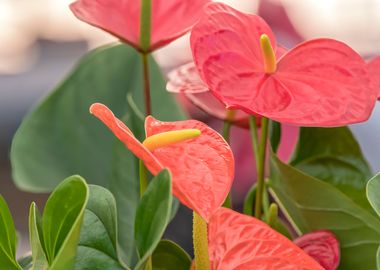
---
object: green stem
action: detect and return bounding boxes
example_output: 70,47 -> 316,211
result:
222,120 -> 232,208
193,212 -> 211,270
140,0 -> 152,52
141,54 -> 152,116
249,116 -> 259,160
139,160 -> 149,197
254,117 -> 269,219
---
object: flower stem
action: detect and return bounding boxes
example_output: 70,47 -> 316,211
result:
141,53 -> 152,116
222,119 -> 232,208
140,0 -> 152,52
139,160 -> 149,197
249,116 -> 259,159
193,212 -> 211,270
254,117 -> 269,219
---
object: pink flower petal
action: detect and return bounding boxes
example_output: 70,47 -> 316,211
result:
294,230 -> 340,270
70,0 -> 209,52
208,208 -> 324,270
191,3 -> 376,127
368,56 -> 380,100
89,103 -> 163,174
145,116 -> 234,221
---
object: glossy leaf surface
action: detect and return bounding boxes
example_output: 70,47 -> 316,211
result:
294,230 -> 340,270
291,126 -> 372,210
367,173 -> 380,217
151,240 -> 192,270
75,185 -> 127,270
270,152 -> 380,269
134,170 -> 172,270
29,203 -> 48,270
0,195 -> 22,270
208,208 -> 323,270
42,176 -> 89,270
70,0 -> 209,52
191,3 -> 376,126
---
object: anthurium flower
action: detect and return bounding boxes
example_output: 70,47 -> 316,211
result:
191,3 -> 377,127
208,208 -> 324,269
167,62 -> 250,127
70,0 -> 210,52
90,103 -> 234,221
294,230 -> 340,270
368,57 -> 380,100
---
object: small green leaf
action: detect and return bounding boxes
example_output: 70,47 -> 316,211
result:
0,195 -> 22,270
152,240 -> 191,270
41,176 -> 89,270
29,203 -> 48,270
270,151 -> 380,269
75,185 -> 128,270
134,170 -> 173,270
367,172 -> 380,217
290,126 -> 372,210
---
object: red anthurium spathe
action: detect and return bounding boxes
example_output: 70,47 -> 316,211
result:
368,57 -> 380,100
294,230 -> 340,270
90,103 -> 234,221
70,0 -> 210,52
208,208 -> 324,270
167,62 -> 251,127
191,3 -> 377,127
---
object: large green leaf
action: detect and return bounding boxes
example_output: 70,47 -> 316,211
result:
134,170 -> 173,270
367,173 -> 380,217
28,176 -> 89,270
11,43 -> 185,192
75,185 -> 127,270
270,152 -> 380,269
0,195 -> 22,270
290,126 -> 372,209
152,240 -> 191,270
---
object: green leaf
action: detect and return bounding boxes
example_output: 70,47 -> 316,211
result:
270,151 -> 380,269
243,184 -> 256,216
290,126 -> 372,209
367,172 -> 380,217
377,246 -> 380,270
75,185 -> 128,270
134,170 -> 173,270
40,175 -> 89,270
29,203 -> 48,270
269,121 -> 281,153
0,195 -> 22,270
152,240 -> 191,270
11,43 -> 185,192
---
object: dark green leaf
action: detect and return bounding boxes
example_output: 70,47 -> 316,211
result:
42,175 -> 89,270
152,240 -> 191,270
269,121 -> 281,153
0,195 -> 22,270
11,44 -> 185,192
367,172 -> 380,217
134,170 -> 173,270
75,185 -> 127,270
29,203 -> 48,270
270,151 -> 380,269
290,126 -> 372,209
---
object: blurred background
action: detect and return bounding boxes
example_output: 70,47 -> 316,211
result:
1,0 -> 380,256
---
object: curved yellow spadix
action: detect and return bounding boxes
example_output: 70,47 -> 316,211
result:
260,34 -> 277,74
143,129 -> 201,151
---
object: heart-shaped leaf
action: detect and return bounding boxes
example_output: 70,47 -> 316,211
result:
11,43 -> 185,192
290,126 -> 372,209
151,240 -> 191,270
75,185 -> 128,270
367,172 -> 380,217
134,169 -> 173,270
0,195 -> 22,270
270,151 -> 380,269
